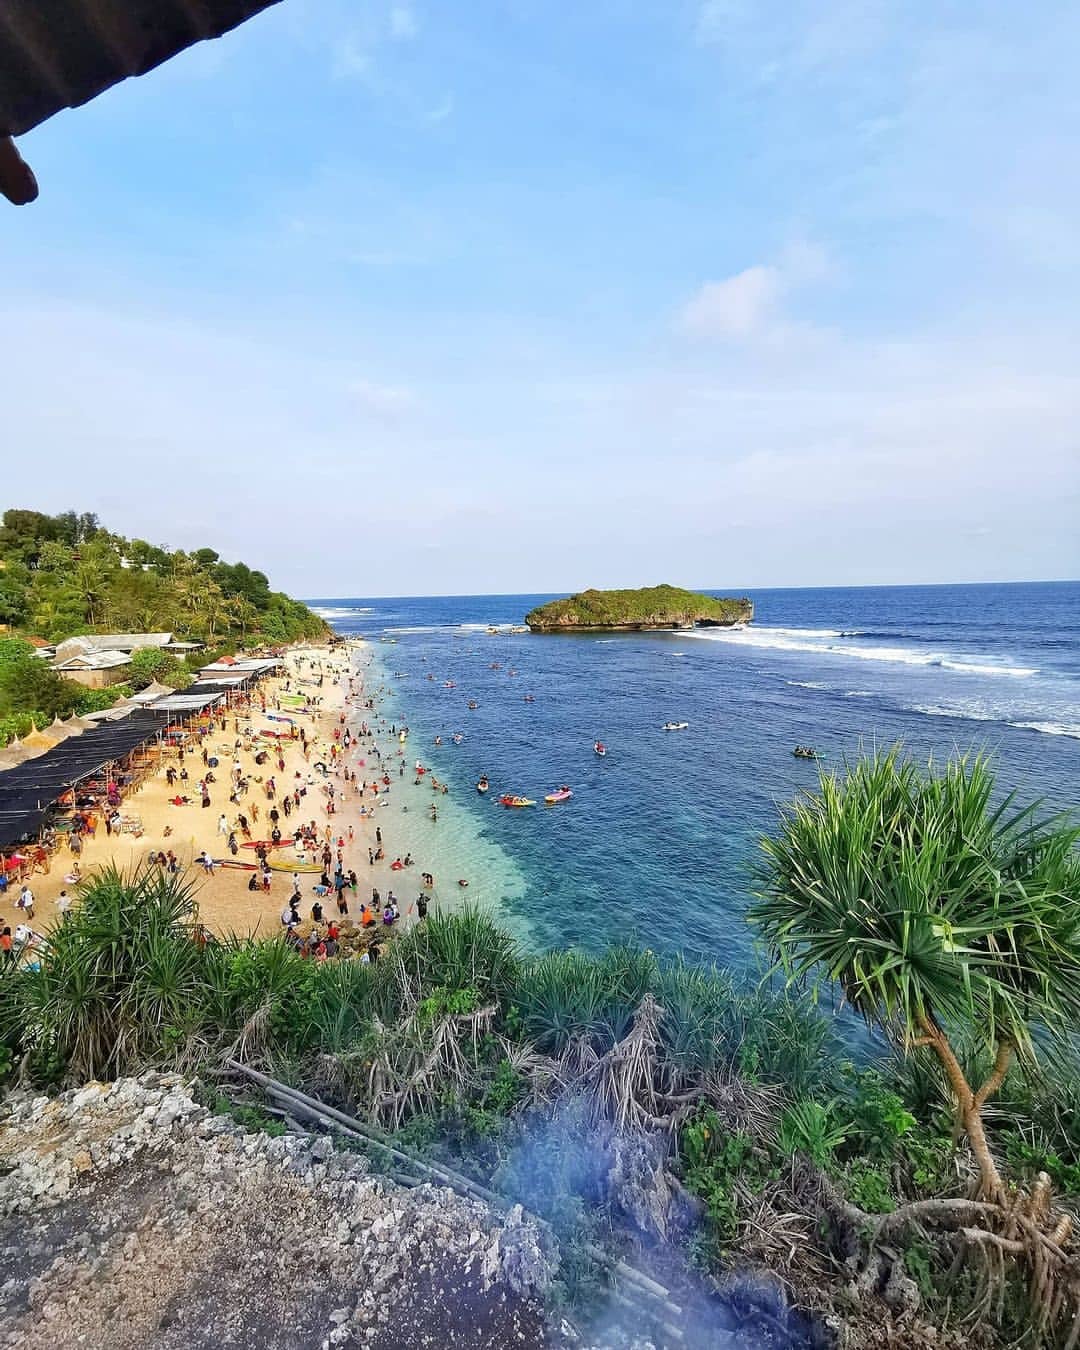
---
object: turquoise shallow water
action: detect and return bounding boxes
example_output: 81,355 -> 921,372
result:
318,582 -> 1080,972
348,650 -> 533,943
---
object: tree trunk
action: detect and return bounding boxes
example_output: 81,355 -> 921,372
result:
918,1014 -> 1005,1203
974,1039 -> 1014,1109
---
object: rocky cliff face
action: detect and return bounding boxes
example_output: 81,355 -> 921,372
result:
526,585 -> 753,633
0,1075 -> 551,1350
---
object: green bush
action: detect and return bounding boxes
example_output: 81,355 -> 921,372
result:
843,1163 -> 895,1214
839,1069 -> 916,1161
777,1097 -> 849,1169
680,1108 -> 778,1257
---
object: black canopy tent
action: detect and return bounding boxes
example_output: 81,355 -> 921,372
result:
182,680 -> 241,699
0,710 -> 171,847
0,0 -> 284,203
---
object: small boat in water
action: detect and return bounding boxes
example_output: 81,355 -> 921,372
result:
544,786 -> 573,804
477,776 -> 490,794
467,699 -> 478,710
662,721 -> 689,731
593,740 -> 607,757
499,794 -> 536,808
523,694 -> 535,703
793,746 -> 823,760
443,681 -> 456,688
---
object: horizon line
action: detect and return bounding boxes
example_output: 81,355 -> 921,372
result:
304,578 -> 1079,603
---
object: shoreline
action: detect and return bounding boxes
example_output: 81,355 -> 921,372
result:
350,641 -> 533,940
10,641 -> 511,946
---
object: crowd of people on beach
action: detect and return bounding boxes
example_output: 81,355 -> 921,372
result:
0,644 -> 466,967
187,648 -> 449,960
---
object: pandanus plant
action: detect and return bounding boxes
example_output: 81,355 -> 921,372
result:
749,747 -> 1080,1204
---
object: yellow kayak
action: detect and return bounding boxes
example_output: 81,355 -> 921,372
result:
268,859 -> 323,873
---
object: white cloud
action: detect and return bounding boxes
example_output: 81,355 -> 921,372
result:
390,3 -> 419,40
678,266 -> 782,339
333,3 -> 418,82
694,0 -> 744,48
426,94 -> 455,124
349,378 -> 415,415
332,34 -> 374,81
678,241 -> 830,342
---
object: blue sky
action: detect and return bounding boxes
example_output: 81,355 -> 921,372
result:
3,0 -> 1078,596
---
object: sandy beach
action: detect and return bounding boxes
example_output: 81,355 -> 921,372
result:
5,644 -> 459,943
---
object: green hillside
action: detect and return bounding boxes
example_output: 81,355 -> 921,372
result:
0,508 -> 328,738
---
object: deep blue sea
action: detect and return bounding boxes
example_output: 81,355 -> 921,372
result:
309,583 -> 1080,973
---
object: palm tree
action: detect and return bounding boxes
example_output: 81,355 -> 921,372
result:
199,582 -> 227,639
749,747 -> 1080,1203
226,595 -> 258,638
73,559 -> 107,625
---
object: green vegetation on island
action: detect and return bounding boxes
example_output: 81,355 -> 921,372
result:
0,508 -> 328,742
3,749 -> 1079,1346
525,584 -> 752,632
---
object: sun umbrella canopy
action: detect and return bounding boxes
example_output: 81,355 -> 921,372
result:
19,729 -> 57,751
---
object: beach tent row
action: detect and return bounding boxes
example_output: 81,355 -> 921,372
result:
151,691 -> 227,713
0,710 -> 171,847
199,659 -> 283,676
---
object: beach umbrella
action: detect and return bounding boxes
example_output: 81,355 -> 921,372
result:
0,740 -> 34,769
129,680 -> 175,704
45,716 -> 74,744
25,721 -> 69,748
20,728 -> 57,752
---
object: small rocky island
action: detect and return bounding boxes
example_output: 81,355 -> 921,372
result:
526,584 -> 753,632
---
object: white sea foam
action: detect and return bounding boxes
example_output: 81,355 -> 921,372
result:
912,704 -> 998,723
313,605 -> 375,618
844,690 -> 872,698
786,679 -> 828,690
685,625 -> 1038,678
911,706 -> 1080,739
939,658 -> 1038,677
1008,720 -> 1080,740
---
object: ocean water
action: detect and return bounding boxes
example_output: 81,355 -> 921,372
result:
311,583 -> 1080,972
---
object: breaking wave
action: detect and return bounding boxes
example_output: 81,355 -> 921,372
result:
1008,720 -> 1080,740
686,625 -> 1038,678
312,605 -> 375,618
910,706 -> 1080,740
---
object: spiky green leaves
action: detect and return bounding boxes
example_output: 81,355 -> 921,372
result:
749,748 -> 1080,1060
